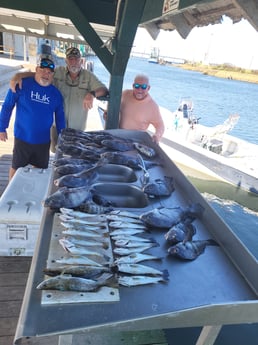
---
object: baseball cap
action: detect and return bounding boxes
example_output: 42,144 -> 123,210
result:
66,47 -> 81,58
39,58 -> 55,71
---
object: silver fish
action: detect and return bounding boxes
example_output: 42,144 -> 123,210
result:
60,222 -> 108,233
111,234 -> 155,243
36,273 -> 114,292
43,265 -> 111,279
62,229 -> 109,239
60,208 -> 107,221
118,274 -> 168,287
106,215 -> 144,224
59,239 -> 108,258
43,186 -> 91,209
56,255 -> 107,266
109,228 -> 146,236
65,236 -> 109,249
113,244 -> 155,256
114,238 -> 158,248
108,221 -> 147,229
114,253 -> 162,264
109,210 -> 140,219
59,215 -> 107,226
116,263 -> 169,277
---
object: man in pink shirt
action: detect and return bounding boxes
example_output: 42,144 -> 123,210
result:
119,74 -> 165,143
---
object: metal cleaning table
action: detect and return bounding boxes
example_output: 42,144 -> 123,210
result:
14,130 -> 258,345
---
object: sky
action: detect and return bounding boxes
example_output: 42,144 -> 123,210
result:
132,16 -> 258,70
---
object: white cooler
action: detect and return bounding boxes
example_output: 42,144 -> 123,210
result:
0,166 -> 51,256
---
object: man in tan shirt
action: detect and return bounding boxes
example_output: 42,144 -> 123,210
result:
119,74 -> 165,143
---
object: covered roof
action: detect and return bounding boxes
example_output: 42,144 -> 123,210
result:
0,0 -> 257,128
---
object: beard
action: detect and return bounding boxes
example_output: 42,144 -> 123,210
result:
67,65 -> 81,74
38,78 -> 51,87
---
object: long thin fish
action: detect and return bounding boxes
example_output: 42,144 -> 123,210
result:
114,253 -> 163,264
113,244 -> 155,256
110,228 -> 146,236
118,275 -> 168,287
60,208 -> 107,220
116,263 -> 169,277
56,255 -> 106,266
37,273 -> 114,292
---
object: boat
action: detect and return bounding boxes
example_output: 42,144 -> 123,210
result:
148,47 -> 159,64
159,98 -> 258,195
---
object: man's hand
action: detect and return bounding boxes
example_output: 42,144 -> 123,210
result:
10,71 -> 34,92
83,92 -> 94,110
0,132 -> 8,141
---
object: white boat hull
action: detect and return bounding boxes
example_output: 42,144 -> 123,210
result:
159,106 -> 258,195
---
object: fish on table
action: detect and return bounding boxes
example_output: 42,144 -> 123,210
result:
114,238 -> 159,248
133,142 -> 156,158
167,239 -> 218,260
60,207 -> 107,220
43,186 -> 91,209
58,238 -> 110,259
140,203 -> 205,228
55,255 -> 109,266
52,157 -> 92,167
164,221 -> 197,244
54,170 -> 98,188
115,263 -> 169,277
43,265 -> 111,279
100,151 -> 160,170
143,176 -> 175,197
114,253 -> 163,264
36,273 -> 114,292
113,243 -> 157,256
118,274 -> 169,287
54,163 -> 94,175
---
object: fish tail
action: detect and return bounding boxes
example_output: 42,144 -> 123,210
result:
162,269 -> 170,280
161,270 -> 170,282
206,239 -> 219,246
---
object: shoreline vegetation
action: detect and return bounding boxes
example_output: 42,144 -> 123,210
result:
174,62 -> 258,84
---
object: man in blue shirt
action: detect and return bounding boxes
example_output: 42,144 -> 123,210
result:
0,57 -> 66,180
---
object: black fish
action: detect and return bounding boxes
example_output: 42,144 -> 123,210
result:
140,203 -> 204,228
55,163 -> 94,175
101,139 -> 134,152
54,170 -> 98,188
100,152 -> 160,170
52,157 -> 90,167
164,221 -> 196,244
143,176 -> 175,197
133,142 -> 156,158
43,186 -> 91,209
167,239 -> 218,260
78,200 -> 114,214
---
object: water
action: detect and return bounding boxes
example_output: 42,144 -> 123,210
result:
93,56 -> 258,259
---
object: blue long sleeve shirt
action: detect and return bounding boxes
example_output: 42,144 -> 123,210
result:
0,77 -> 66,144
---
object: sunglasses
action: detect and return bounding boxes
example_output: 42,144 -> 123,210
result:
133,83 -> 148,90
40,60 -> 55,71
